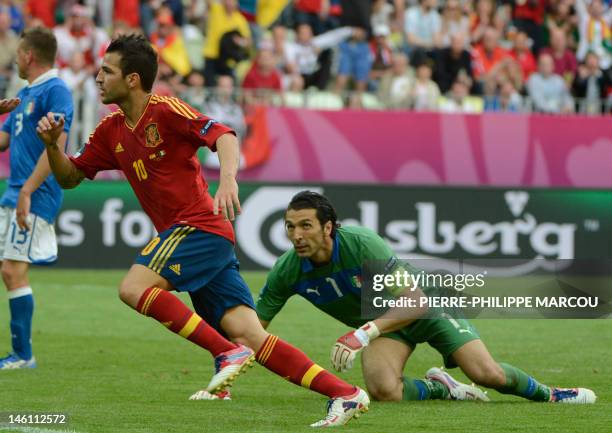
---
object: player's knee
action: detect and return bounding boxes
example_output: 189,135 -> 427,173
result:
1,264 -> 26,289
364,372 -> 402,401
118,283 -> 141,309
470,362 -> 506,388
366,381 -> 402,401
230,327 -> 268,351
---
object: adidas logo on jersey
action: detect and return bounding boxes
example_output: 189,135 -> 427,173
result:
169,264 -> 181,275
115,143 -> 124,153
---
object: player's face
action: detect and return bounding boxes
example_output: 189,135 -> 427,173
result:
15,42 -> 30,80
96,52 -> 130,104
285,208 -> 332,259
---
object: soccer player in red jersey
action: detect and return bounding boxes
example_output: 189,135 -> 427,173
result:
35,34 -> 369,427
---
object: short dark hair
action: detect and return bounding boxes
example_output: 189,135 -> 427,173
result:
106,34 -> 158,92
20,27 -> 57,66
287,191 -> 341,237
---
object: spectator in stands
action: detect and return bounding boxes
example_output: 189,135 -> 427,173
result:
54,4 -> 109,71
439,0 -> 470,48
404,0 -> 442,60
0,0 -> 23,34
512,0 -> 546,54
180,70 -> 207,112
294,0 -> 342,34
59,51 -> 98,150
369,24 -> 394,89
202,0 -> 252,86
24,0 -> 56,28
409,60 -> 440,111
242,47 -> 283,103
335,27 -> 371,94
378,51 -> 414,108
572,51 -> 609,114
575,0 -> 611,70
150,11 -> 192,77
485,79 -> 523,112
439,80 -> 482,112
544,0 -> 576,49
434,32 -> 473,94
471,27 -> 510,85
284,23 -> 352,90
470,0 -> 495,45
510,30 -> 537,82
0,12 -> 17,98
527,53 -> 574,113
206,75 -> 246,140
371,0 -> 394,31
203,75 -> 246,168
113,0 -> 140,29
540,28 -> 578,86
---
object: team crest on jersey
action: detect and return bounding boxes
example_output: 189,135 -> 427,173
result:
144,123 -> 163,147
25,101 -> 35,116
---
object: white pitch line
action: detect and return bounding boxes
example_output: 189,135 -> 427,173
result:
0,427 -> 83,433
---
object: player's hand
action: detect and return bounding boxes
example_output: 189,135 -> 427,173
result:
36,112 -> 64,147
214,177 -> 241,221
16,189 -> 31,231
331,322 -> 380,372
0,98 -> 20,114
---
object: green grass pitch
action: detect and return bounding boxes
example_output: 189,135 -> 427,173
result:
0,269 -> 610,433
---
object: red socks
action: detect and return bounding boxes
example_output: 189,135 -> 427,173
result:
136,287 -> 236,357
256,335 -> 355,398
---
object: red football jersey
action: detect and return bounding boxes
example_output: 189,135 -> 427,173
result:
70,95 -> 236,242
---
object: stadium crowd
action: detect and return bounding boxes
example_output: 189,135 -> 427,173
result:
2,0 -> 610,143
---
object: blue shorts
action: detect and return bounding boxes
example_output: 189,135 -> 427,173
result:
338,40 -> 372,82
135,225 -> 255,331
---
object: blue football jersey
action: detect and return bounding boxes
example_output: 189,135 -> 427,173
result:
0,70 -> 74,223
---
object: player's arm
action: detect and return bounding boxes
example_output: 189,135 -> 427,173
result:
0,131 -> 9,152
331,234 -> 428,372
214,133 -> 241,220
255,264 -> 293,329
36,113 -> 85,189
15,133 -> 69,230
0,98 -> 21,151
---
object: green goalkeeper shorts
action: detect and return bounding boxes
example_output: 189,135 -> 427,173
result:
383,316 -> 480,369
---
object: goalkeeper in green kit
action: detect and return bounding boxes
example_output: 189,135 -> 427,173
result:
252,191 -> 596,405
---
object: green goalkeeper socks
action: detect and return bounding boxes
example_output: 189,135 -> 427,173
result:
498,363 -> 551,401
402,377 -> 449,400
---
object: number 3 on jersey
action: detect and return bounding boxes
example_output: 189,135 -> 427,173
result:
133,159 -> 148,181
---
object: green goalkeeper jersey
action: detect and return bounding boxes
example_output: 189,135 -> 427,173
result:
257,226 -> 414,328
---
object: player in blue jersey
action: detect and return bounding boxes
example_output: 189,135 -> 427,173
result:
0,27 -> 73,369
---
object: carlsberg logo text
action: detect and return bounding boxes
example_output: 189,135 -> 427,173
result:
386,202 -> 576,258
365,202 -> 576,259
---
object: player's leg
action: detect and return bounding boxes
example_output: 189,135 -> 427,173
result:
190,261 -> 368,427
0,208 -> 52,369
1,259 -> 35,368
451,338 -> 596,403
119,263 -> 239,357
361,336 -> 449,401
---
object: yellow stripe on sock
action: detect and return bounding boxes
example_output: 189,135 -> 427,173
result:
301,364 -> 324,388
256,336 -> 275,363
148,226 -> 184,271
259,335 -> 278,365
178,313 -> 201,338
142,287 -> 162,315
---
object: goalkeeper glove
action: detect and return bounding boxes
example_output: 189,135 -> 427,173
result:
331,321 -> 380,372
